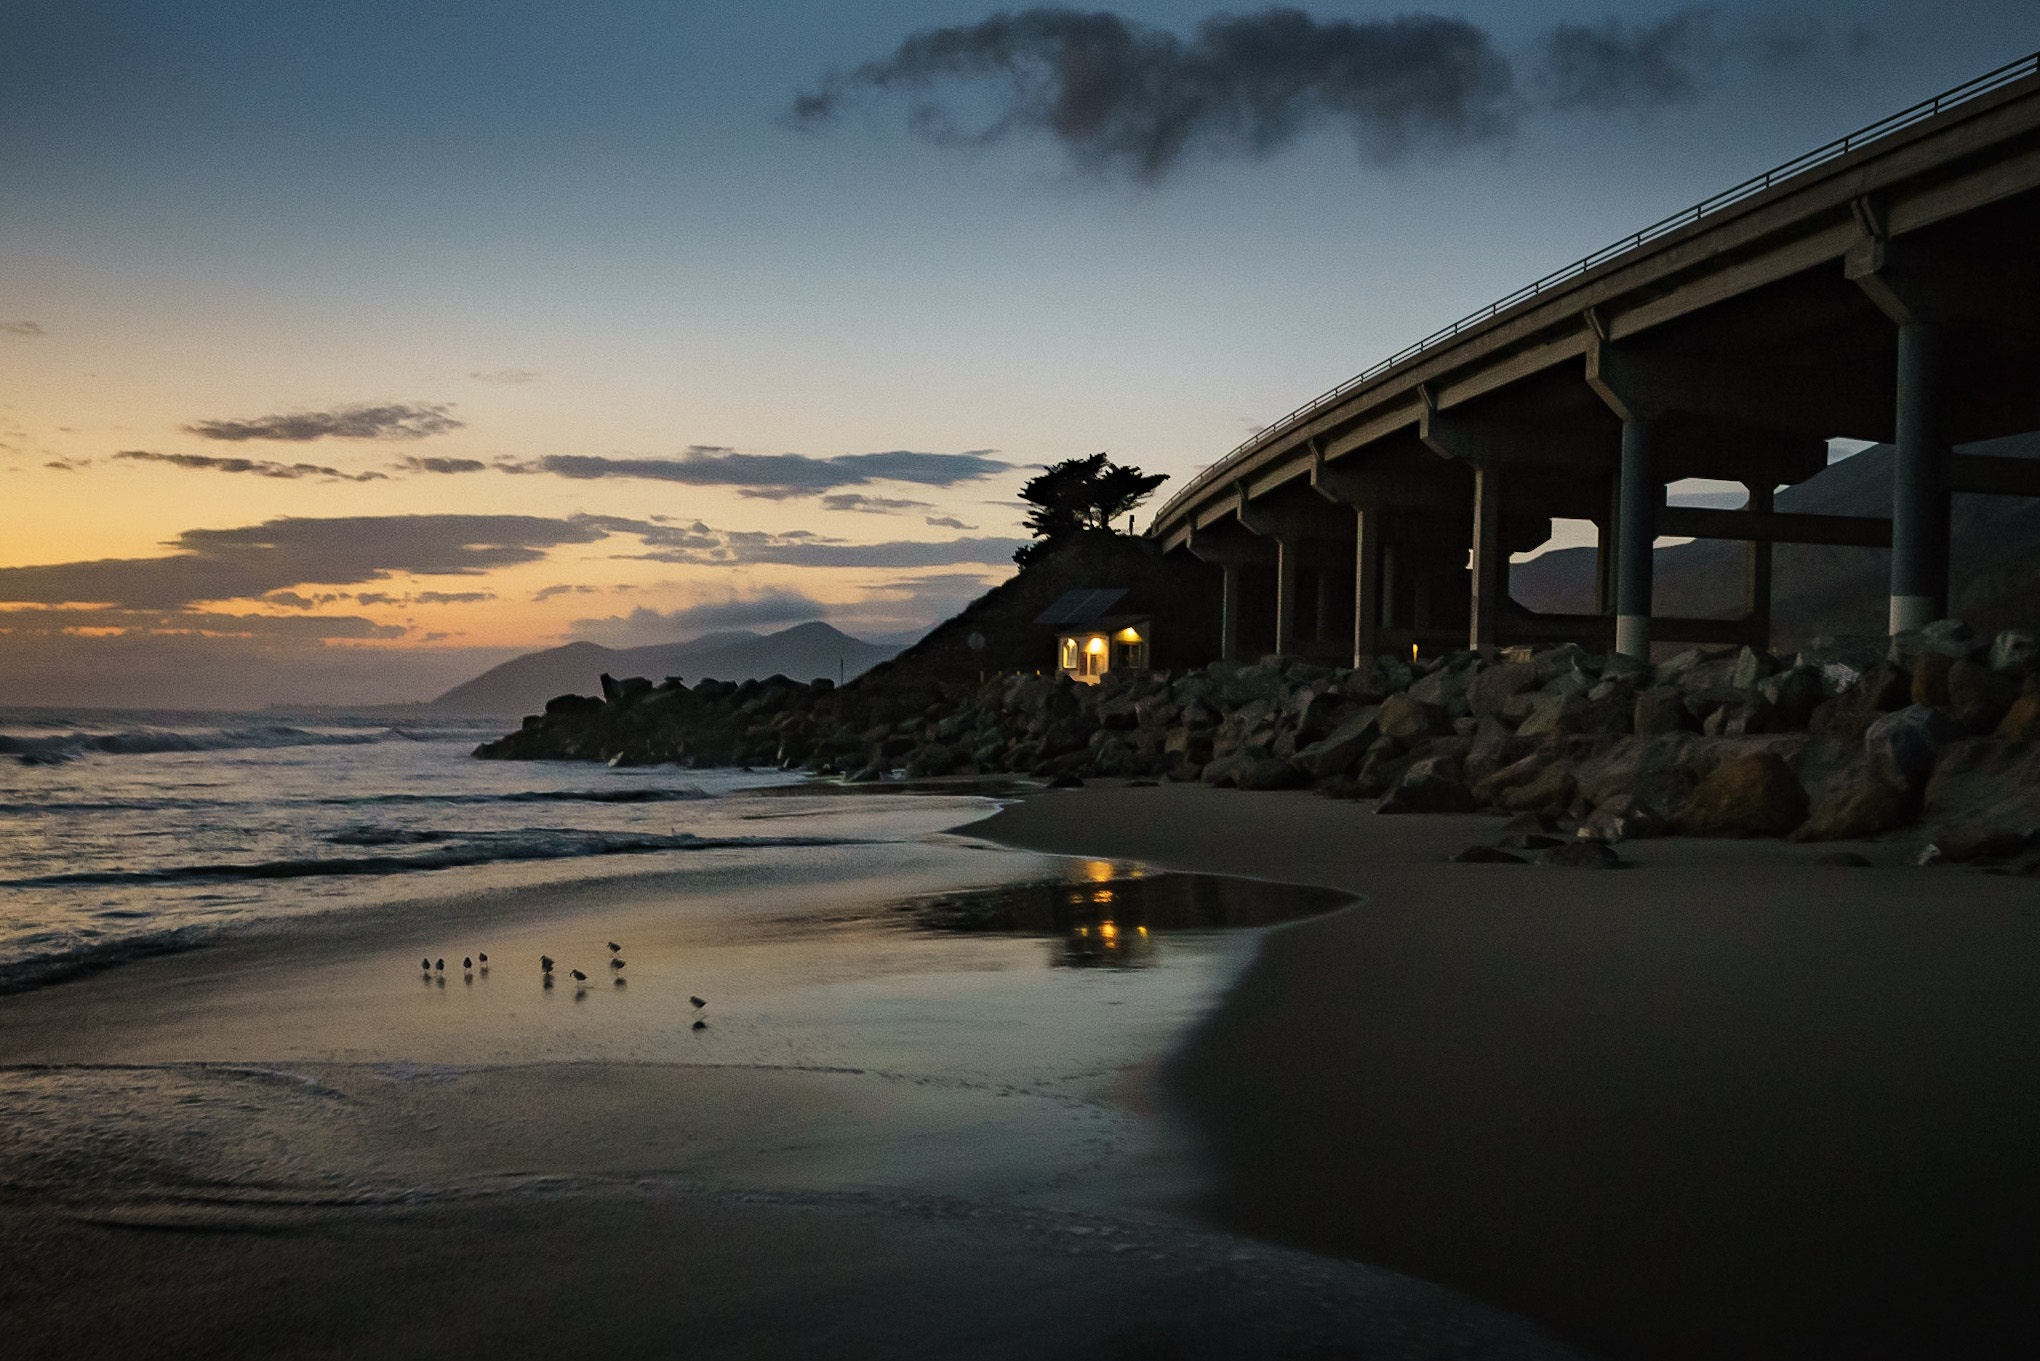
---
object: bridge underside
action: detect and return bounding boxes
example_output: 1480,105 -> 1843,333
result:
1159,103 -> 2040,663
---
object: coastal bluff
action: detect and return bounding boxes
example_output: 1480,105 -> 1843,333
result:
477,610 -> 2040,860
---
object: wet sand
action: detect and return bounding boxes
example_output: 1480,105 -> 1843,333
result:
0,812 -> 1577,1360
973,783 -> 2040,1360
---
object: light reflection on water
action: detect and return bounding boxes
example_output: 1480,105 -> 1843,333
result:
890,862 -> 1353,969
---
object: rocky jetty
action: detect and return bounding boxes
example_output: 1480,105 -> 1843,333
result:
475,619 -> 2040,861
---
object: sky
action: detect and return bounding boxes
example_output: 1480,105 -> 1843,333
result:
2,1 -> 2035,707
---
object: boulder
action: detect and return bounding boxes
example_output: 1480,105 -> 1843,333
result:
1634,686 -> 1692,737
1377,692 -> 1440,741
1864,704 -> 1963,792
1921,737 -> 2040,840
1910,651 -> 1954,708
1677,752 -> 1810,837
1892,618 -> 1976,663
1376,755 -> 1476,814
1290,707 -> 1382,780
1990,628 -> 2038,676
1467,661 -> 1537,719
1730,646 -> 1779,691
1534,839 -> 1624,868
1516,691 -> 1586,739
1999,693 -> 2040,742
1796,635 -> 1891,693
1947,658 -> 2019,732
1496,763 -> 1578,817
1790,762 -> 1908,842
1238,756 -> 1308,791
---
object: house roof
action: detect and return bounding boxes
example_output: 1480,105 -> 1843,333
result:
1034,588 -> 1129,628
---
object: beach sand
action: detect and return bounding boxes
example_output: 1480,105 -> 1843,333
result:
0,813 -> 1579,1360
972,783 -> 2040,1360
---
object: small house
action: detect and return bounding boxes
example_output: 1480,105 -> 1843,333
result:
1035,588 -> 1152,684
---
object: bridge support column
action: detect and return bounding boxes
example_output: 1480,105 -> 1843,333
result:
1469,461 -> 1505,652
1274,541 -> 1300,656
1353,508 -> 1382,664
1314,568 -> 1336,647
1615,418 -> 1660,660
1890,321 -> 1948,635
1745,480 -> 1774,648
1220,564 -> 1242,662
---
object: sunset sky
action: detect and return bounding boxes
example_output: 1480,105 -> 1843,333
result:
3,1 -> 2033,707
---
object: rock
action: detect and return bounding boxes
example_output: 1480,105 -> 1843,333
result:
1912,843 -> 1948,867
1999,694 -> 2040,741
1467,661 -> 1538,719
1813,852 -> 1874,867
1533,644 -> 1594,686
1864,705 -> 1962,792
1516,691 -> 1586,739
1921,736 -> 2040,836
1790,763 -> 1908,842
1633,686 -> 1692,737
1450,845 -> 1528,864
1730,646 -> 1778,691
1534,838 -> 1624,868
1376,693 -> 1440,742
844,763 -> 884,783
1047,771 -> 1085,788
1910,651 -> 1954,708
1947,658 -> 2019,732
1407,665 -> 1470,711
1927,826 -> 2033,863
1497,763 -> 1577,817
1990,628 -> 2038,676
1893,618 -> 1976,662
1677,752 -> 1810,837
1757,666 -> 1824,730
1796,635 -> 1891,693
1496,832 -> 1564,851
1376,755 -> 1476,814
1290,707 -> 1383,780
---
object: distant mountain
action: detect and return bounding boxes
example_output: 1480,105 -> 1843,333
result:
427,621 -> 900,715
1510,432 -> 2040,649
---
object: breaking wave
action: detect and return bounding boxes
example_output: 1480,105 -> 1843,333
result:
0,724 -> 461,765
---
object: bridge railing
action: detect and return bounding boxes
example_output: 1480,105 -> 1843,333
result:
1157,49 -> 2040,529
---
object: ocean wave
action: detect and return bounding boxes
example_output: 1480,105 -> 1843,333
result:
0,925 -> 217,996
2,725 -> 391,764
0,831 -> 860,889
0,787 -> 724,815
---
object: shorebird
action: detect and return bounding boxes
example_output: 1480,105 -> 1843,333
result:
477,952 -> 488,964
421,958 -> 430,971
540,955 -> 554,973
434,958 -> 445,972
609,958 -> 626,969
570,969 -> 588,983
691,1019 -> 707,1030
689,996 -> 706,1010
462,957 -> 472,970
607,941 -> 621,955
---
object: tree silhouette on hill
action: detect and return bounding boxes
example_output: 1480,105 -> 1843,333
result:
1014,453 -> 1167,565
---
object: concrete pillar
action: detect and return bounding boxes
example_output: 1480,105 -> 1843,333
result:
1744,481 -> 1774,649
1274,541 -> 1299,656
1314,568 -> 1335,647
1353,508 -> 1381,665
1220,564 -> 1242,663
1890,322 -> 1948,634
1469,461 -> 1505,651
1615,418 -> 1660,660
1380,546 -> 1398,631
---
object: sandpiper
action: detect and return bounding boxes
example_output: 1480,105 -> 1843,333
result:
689,996 -> 706,1010
570,969 -> 588,983
607,941 -> 621,954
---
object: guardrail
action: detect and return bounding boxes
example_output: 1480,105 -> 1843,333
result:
1156,49 -> 2040,528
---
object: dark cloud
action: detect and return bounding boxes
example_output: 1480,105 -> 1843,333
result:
820,492 -> 935,514
0,514 -> 608,609
396,455 -> 490,475
924,515 -> 975,530
797,6 -> 1851,180
185,403 -> 463,443
469,369 -> 539,385
532,583 -> 601,602
43,458 -> 91,472
414,591 -> 495,605
3,321 -> 46,337
510,446 -> 1010,496
635,531 -> 1026,569
793,7 -> 1515,180
115,449 -> 388,482
569,589 -> 831,646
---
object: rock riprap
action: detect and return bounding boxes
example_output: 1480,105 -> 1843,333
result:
475,622 -> 2040,855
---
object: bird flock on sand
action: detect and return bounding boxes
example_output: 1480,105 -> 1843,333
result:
420,942 -> 708,1027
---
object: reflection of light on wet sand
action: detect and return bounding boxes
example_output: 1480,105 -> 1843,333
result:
1081,860 -> 1115,883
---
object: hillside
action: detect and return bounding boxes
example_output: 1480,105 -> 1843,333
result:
428,621 -> 899,715
1511,433 -> 2040,647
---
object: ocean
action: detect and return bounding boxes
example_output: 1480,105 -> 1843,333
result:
0,708 -> 892,992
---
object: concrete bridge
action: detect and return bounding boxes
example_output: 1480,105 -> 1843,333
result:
1150,53 -> 2040,663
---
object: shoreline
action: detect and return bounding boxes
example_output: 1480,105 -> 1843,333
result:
968,782 -> 2040,1360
